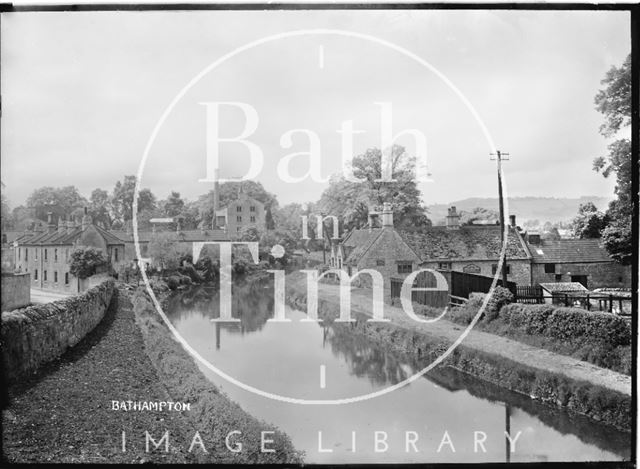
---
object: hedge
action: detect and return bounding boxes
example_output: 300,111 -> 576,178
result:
499,303 -> 631,347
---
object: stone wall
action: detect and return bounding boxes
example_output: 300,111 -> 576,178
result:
1,272 -> 31,312
1,279 -> 115,383
531,262 -> 632,289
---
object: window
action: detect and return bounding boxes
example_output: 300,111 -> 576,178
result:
25,248 -> 28,261
114,248 -> 119,262
237,216 -> 242,222
44,270 -> 48,281
18,248 -> 21,260
397,262 -> 412,274
236,206 -> 242,212
35,249 -> 38,260
250,216 -> 256,223
438,262 -> 452,270
555,274 -> 562,281
66,249 -> 69,261
65,273 -> 69,285
250,206 -> 256,212
544,263 -> 556,274
492,264 -> 511,275
34,269 -> 38,280
54,271 -> 58,283
376,259 -> 385,266
44,249 -> 48,261
54,249 -> 58,262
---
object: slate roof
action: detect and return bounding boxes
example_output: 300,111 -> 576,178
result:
14,224 -> 125,246
343,228 -> 384,264
341,225 -> 529,264
110,229 -> 229,243
399,225 -> 529,261
527,238 -> 612,263
540,282 -> 588,293
0,230 -> 24,244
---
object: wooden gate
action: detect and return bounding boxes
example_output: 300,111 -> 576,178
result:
449,270 -> 516,299
390,271 -> 449,308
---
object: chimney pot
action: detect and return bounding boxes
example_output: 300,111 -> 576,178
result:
381,203 -> 393,227
446,206 -> 460,230
509,215 -> 516,228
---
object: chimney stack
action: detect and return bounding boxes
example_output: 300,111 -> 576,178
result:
509,215 -> 516,228
47,212 -> 56,233
367,210 -> 379,232
381,202 -> 393,227
81,206 -> 92,231
446,206 -> 461,230
66,219 -> 74,234
57,215 -> 65,233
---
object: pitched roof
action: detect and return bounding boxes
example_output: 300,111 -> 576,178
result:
111,229 -> 229,243
0,230 -> 24,244
399,225 -> 529,261
527,238 -> 612,263
343,229 -> 384,264
540,282 -> 588,293
13,224 -> 125,246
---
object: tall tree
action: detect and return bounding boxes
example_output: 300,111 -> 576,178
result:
316,145 -> 430,230
89,188 -> 113,229
1,192 -> 12,230
592,54 -> 632,264
572,202 -> 608,239
26,186 -> 88,213
111,175 -> 157,224
162,191 -> 186,218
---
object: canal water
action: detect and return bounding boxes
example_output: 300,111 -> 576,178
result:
163,283 -> 630,464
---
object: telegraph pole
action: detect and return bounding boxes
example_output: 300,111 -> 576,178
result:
490,150 -> 510,288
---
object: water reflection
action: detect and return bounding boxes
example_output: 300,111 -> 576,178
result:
164,284 -> 630,462
324,325 -> 410,386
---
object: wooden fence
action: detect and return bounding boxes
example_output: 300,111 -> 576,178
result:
513,287 -> 632,316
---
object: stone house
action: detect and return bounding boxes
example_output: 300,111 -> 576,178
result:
213,186 -> 266,237
13,210 -> 125,293
110,226 -> 229,267
340,205 -> 532,302
526,235 -> 631,289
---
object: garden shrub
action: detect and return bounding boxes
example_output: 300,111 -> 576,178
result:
484,286 -> 513,321
166,276 -> 180,290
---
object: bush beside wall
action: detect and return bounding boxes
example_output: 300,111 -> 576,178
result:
1,279 -> 116,384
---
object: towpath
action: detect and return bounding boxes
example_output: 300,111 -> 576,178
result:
1,287 -> 196,463
287,274 -> 631,396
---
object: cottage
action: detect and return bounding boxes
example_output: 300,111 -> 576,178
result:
14,209 -> 125,293
526,235 -> 630,289
110,226 -> 229,266
340,205 -> 531,302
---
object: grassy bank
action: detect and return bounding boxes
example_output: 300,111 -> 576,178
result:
286,290 -> 632,432
130,286 -> 304,464
447,292 -> 632,375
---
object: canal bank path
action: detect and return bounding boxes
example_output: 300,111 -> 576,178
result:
2,286 -> 197,463
286,274 -> 631,397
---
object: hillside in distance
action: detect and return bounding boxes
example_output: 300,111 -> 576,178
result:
427,196 -> 613,225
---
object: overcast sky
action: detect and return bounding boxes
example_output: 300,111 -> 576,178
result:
0,9 -> 630,209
